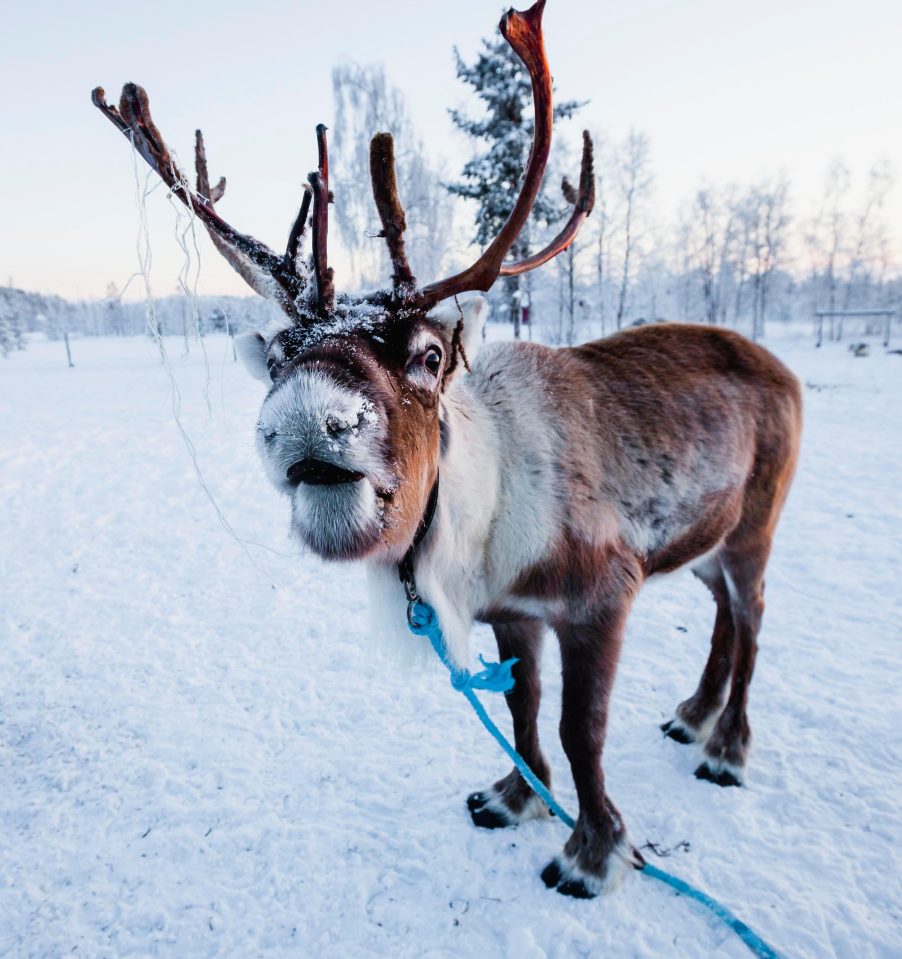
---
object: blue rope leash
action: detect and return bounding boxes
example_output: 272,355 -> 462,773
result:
407,598 -> 788,959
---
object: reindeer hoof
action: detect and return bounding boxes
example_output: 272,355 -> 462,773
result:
661,719 -> 695,744
542,837 -> 637,898
466,791 -> 511,829
557,878 -> 597,899
694,761 -> 743,787
467,785 -> 552,829
541,859 -> 599,899
540,860 -> 562,888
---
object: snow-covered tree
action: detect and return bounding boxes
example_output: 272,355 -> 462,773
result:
843,160 -> 896,313
676,184 -> 742,327
447,31 -> 582,338
332,63 -> 455,290
588,131 -> 612,336
805,160 -> 851,338
736,179 -> 791,340
612,131 -> 653,330
0,292 -> 27,356
103,281 -> 129,337
0,301 -> 15,357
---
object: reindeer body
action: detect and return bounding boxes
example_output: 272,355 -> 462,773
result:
367,320 -> 800,894
95,0 -> 802,900
400,323 -> 799,659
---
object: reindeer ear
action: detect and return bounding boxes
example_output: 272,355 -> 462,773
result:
235,332 -> 270,381
429,295 -> 488,369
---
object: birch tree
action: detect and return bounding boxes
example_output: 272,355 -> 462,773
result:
613,131 -> 652,329
332,63 -> 455,289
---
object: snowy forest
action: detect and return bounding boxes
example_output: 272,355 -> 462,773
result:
2,32 -> 898,358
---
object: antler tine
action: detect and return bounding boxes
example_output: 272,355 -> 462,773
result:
194,130 -> 225,203
285,185 -> 313,274
500,130 -> 595,276
195,125 -> 313,298
91,87 -> 130,137
316,122 -> 329,186
92,84 -> 306,320
417,0 -> 552,309
192,129 -> 281,301
370,133 -> 416,293
308,123 -> 335,314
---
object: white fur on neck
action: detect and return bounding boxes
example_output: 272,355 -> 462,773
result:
365,342 -> 563,669
365,381 -> 498,668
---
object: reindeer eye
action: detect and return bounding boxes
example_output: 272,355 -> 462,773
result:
424,348 -> 442,376
267,357 -> 282,381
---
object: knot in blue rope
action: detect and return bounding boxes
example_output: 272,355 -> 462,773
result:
407,600 -> 517,695
469,655 -> 519,693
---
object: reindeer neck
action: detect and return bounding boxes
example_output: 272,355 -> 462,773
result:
411,342 -> 561,664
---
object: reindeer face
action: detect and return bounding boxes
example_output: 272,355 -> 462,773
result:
238,297 -> 486,562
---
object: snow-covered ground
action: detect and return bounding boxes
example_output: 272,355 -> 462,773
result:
1,329 -> 899,959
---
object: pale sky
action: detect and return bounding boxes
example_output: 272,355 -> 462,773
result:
2,0 -> 899,300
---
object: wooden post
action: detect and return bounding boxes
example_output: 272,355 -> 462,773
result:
224,313 -> 238,361
63,332 -> 74,368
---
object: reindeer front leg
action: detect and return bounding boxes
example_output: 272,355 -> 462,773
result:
542,608 -> 640,898
468,619 -> 554,827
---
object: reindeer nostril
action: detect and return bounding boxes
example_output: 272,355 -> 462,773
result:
326,414 -> 350,434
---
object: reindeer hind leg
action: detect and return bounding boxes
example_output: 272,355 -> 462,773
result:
694,541 -> 768,787
662,553 -> 735,746
693,415 -> 798,788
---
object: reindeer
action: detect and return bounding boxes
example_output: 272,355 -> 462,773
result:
93,0 -> 801,899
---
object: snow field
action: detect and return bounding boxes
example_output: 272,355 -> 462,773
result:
0,331 -> 899,958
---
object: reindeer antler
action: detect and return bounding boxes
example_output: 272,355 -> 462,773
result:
193,130 -> 225,204
285,185 -> 313,279
500,130 -> 595,276
93,1 -> 591,325
92,84 -> 311,321
415,0 -> 592,310
192,129 -> 288,301
308,124 -> 335,314
370,133 -> 416,293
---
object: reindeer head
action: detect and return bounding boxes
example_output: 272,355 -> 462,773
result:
234,295 -> 488,561
92,0 -> 593,563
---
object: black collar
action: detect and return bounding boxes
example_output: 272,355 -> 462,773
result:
398,474 -> 440,600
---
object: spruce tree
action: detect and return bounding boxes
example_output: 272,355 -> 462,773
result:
448,32 -> 582,337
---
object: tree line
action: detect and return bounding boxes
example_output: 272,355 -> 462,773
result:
329,34 -> 900,347
0,284 -> 283,358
